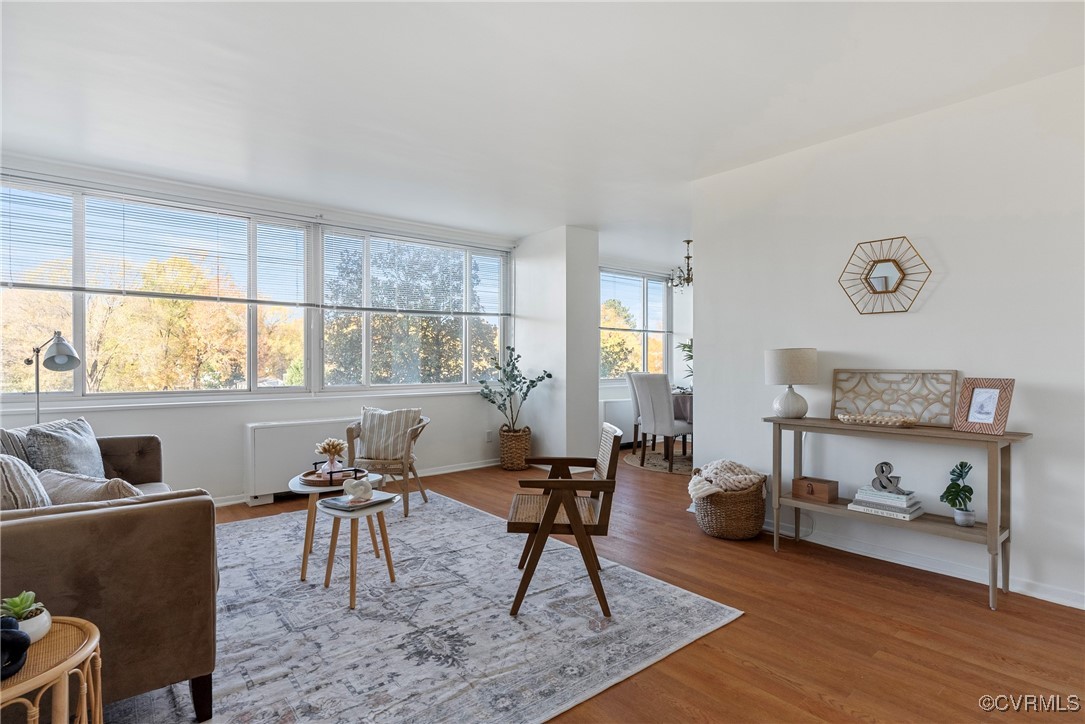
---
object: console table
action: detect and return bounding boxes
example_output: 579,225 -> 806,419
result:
765,417 -> 1032,610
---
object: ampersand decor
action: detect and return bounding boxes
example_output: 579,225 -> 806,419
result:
871,461 -> 903,493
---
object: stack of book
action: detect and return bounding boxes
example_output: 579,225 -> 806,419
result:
319,490 -> 398,512
847,485 -> 924,520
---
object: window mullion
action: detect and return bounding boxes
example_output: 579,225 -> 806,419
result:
462,252 -> 471,383
363,233 -> 371,388
72,192 -> 86,399
247,221 -> 258,391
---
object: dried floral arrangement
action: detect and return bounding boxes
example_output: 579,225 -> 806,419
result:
315,438 -> 347,459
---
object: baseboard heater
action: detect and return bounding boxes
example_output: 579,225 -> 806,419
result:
244,417 -> 357,506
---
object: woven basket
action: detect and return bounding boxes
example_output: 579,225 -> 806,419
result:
499,425 -> 532,471
694,481 -> 766,540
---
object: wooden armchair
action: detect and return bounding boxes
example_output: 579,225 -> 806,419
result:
506,423 -> 623,616
347,415 -> 430,517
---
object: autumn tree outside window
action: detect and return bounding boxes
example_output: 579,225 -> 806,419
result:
599,270 -> 669,380
0,178 -> 508,397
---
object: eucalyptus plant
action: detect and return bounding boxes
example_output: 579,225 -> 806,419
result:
0,591 -> 45,621
939,461 -> 974,511
478,346 -> 552,432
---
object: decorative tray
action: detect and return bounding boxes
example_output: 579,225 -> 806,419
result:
300,467 -> 367,486
836,414 -> 918,428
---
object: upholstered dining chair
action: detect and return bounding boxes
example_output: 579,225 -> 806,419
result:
631,373 -> 692,473
347,409 -> 430,517
505,423 -> 623,617
626,372 -> 647,456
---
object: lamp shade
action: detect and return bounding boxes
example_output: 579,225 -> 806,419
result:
764,348 -> 817,386
42,332 -> 81,372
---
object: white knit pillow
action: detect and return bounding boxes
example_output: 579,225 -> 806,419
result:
0,454 -> 52,510
357,407 -> 422,460
37,469 -> 142,505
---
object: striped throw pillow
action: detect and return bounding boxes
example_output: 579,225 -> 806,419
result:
0,454 -> 52,510
358,407 -> 422,460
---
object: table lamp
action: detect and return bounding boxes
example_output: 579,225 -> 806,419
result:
24,331 -> 81,424
764,348 -> 817,418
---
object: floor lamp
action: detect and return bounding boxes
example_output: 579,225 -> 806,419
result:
24,331 -> 81,424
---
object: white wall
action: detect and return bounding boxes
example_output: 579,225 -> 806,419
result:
672,288 -> 693,384
0,392 -> 505,503
691,68 -> 1084,608
514,226 -> 600,457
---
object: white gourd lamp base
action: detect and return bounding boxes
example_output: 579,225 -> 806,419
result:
772,385 -> 809,418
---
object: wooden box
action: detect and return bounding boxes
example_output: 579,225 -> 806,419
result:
791,476 -> 839,503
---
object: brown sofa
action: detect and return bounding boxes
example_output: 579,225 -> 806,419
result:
0,435 -> 217,721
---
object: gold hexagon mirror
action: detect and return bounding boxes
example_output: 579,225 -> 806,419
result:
839,236 -> 931,314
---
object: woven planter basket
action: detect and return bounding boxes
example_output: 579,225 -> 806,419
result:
499,425 -> 532,471
694,481 -> 766,540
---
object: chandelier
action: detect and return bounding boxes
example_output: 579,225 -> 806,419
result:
669,239 -> 693,289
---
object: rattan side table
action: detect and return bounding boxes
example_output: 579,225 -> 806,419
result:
0,616 -> 102,724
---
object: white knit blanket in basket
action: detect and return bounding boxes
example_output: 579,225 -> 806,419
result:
688,460 -> 766,500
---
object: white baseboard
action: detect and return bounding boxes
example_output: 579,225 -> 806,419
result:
776,519 -> 1085,610
214,494 -> 248,508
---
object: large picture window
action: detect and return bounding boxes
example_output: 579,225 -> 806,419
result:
1,177 -> 508,398
599,270 -> 668,379
322,230 -> 504,386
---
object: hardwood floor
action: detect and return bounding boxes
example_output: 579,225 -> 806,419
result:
218,461 -> 1085,722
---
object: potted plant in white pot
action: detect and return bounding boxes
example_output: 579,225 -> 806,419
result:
478,346 -> 553,470
1,591 -> 52,644
939,461 -> 975,526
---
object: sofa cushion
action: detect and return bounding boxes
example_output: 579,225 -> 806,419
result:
134,482 -> 173,496
0,419 -> 72,463
0,454 -> 52,510
37,469 -> 142,504
25,418 -> 105,477
358,406 -> 422,460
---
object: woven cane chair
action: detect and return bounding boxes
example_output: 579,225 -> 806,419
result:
347,414 -> 430,517
506,423 -> 623,617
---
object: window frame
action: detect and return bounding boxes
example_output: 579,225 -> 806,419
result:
0,174 -> 511,403
598,267 -> 672,382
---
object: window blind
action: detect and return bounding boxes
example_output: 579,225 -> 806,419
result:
256,221 -> 306,304
84,195 -> 249,299
321,230 -> 507,317
1,185 -> 74,286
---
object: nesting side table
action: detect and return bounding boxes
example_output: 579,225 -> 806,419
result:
0,616 -> 102,724
289,472 -> 383,581
320,493 -> 400,609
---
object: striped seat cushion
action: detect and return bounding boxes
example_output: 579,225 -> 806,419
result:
358,407 -> 422,460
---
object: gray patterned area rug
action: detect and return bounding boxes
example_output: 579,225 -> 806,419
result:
106,493 -> 741,723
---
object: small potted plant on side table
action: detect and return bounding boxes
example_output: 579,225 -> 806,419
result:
478,346 -> 553,471
940,461 -> 975,527
1,591 -> 52,644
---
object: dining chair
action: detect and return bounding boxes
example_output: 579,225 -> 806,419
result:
631,373 -> 693,473
626,372 -> 656,455
347,410 -> 430,517
505,423 -> 623,617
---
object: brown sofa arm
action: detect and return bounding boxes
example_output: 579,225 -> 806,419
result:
97,435 -> 162,484
0,489 -> 217,706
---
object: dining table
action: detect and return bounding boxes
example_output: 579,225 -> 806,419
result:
673,391 -> 693,423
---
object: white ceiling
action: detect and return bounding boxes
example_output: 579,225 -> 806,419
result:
3,2 -> 1082,265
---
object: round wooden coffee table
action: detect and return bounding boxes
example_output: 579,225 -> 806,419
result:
289,472 -> 383,582
1,616 -> 102,724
